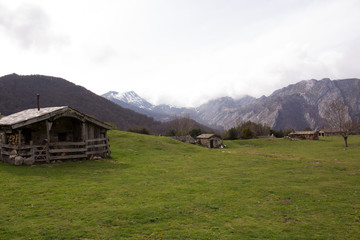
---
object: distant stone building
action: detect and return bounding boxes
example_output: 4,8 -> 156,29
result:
196,134 -> 222,148
318,129 -> 342,137
288,131 -> 319,140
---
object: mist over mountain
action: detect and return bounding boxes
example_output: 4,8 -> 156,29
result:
197,78 -> 360,130
102,91 -> 199,123
105,78 -> 360,130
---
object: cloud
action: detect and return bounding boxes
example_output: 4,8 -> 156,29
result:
0,3 -> 68,50
0,1 -> 359,108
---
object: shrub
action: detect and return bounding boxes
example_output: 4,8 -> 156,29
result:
189,128 -> 204,138
241,128 -> 253,139
225,121 -> 270,139
127,127 -> 151,135
165,129 -> 177,136
224,127 -> 238,140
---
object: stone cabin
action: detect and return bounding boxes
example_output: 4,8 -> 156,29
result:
318,129 -> 342,137
196,134 -> 222,148
288,130 -> 319,140
0,106 -> 111,165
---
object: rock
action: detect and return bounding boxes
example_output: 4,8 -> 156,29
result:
14,156 -> 24,166
23,157 -> 35,166
9,149 -> 17,159
10,149 -> 17,155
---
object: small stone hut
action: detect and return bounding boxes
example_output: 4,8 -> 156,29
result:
318,129 -> 342,137
288,130 -> 319,140
0,106 -> 111,164
196,134 -> 222,148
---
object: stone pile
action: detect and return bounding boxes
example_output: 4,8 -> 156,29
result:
8,150 -> 35,166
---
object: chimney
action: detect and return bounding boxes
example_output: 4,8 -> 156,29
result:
37,94 -> 40,111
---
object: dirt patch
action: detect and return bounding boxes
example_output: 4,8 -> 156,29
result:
283,217 -> 300,223
279,198 -> 292,204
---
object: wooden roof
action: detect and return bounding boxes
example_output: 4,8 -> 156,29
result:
0,107 -> 66,126
0,106 -> 111,130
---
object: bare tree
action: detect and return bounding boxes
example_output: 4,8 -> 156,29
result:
166,115 -> 196,136
324,100 -> 353,147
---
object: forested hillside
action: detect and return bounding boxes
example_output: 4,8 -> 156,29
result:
0,74 -> 161,131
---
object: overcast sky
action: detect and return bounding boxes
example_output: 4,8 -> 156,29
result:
1,0 -> 359,107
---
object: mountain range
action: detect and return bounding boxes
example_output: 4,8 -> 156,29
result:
103,78 -> 360,130
1,73 -> 359,132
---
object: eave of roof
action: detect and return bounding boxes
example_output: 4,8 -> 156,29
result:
196,133 -> 216,139
0,107 -> 67,127
0,106 -> 111,130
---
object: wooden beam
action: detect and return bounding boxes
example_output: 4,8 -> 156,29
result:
82,122 -> 87,142
86,138 -> 106,143
49,148 -> 87,153
18,129 -> 22,147
1,133 -> 6,144
86,143 -> 107,149
53,112 -> 84,122
105,132 -> 111,157
45,120 -> 51,163
46,120 -> 52,143
49,142 -> 86,147
1,144 -> 42,150
1,150 -> 11,156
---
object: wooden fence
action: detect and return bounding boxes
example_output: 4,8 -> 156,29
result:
0,137 -> 110,163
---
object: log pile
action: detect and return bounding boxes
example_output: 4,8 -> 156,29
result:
7,134 -> 19,145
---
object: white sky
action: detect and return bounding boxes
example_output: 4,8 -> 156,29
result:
1,0 -> 360,107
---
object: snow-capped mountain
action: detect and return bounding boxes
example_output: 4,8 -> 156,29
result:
102,91 -> 200,123
102,91 -> 154,110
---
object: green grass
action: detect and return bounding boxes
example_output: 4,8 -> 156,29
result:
1,131 -> 360,239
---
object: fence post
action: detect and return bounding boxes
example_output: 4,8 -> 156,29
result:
106,136 -> 111,157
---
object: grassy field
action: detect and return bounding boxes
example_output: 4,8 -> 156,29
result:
0,131 -> 360,239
